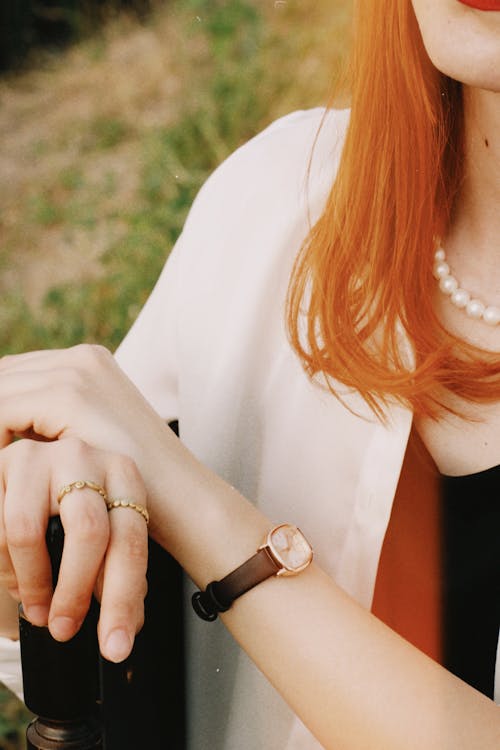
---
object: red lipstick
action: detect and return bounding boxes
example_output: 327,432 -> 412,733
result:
458,0 -> 500,9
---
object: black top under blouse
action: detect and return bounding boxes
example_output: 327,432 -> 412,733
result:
441,463 -> 500,700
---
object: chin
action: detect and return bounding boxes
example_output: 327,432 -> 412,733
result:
466,78 -> 500,95
442,66 -> 500,93
412,0 -> 500,90
438,58 -> 500,94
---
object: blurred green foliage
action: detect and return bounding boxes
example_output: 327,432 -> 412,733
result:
0,0 -> 268,355
0,686 -> 32,750
0,0 -> 153,71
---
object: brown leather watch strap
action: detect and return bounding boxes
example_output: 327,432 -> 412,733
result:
192,547 -> 279,621
216,547 -> 279,602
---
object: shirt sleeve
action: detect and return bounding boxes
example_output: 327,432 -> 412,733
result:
114,236 -> 181,422
114,109 -> 331,422
0,637 -> 23,701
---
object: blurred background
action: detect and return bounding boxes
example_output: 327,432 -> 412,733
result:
0,0 -> 352,746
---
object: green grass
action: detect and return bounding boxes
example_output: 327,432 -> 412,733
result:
0,687 -> 32,749
0,0 -> 272,354
89,117 -> 131,150
1,0 -> 352,355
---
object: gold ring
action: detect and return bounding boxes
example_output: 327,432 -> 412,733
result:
57,480 -> 108,505
106,499 -> 149,525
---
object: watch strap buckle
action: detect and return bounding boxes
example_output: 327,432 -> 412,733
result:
191,582 -> 231,621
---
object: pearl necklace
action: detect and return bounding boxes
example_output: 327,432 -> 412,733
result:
433,247 -> 500,326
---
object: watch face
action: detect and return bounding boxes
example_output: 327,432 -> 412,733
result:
267,524 -> 313,574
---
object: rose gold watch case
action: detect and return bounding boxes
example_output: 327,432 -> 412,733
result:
260,523 -> 313,576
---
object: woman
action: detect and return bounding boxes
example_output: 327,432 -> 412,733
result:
0,1 -> 499,747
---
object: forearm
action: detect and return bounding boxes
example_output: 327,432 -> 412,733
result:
0,346 -> 496,745
225,568 -> 499,750
144,429 -> 500,750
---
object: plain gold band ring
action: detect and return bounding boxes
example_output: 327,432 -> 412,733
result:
57,480 -> 108,505
106,499 -> 149,525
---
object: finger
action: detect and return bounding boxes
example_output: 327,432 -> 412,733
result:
48,464 -> 110,642
0,372 -> 71,447
0,360 -> 108,447
0,345 -> 95,373
0,345 -> 111,376
0,350 -> 64,372
0,363 -> 99,447
97,457 -> 148,663
2,443 -> 53,626
0,467 -> 19,601
10,429 -> 54,444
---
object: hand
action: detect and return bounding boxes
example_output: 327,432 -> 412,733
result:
0,345 -> 177,528
0,344 -> 164,454
0,436 -> 148,663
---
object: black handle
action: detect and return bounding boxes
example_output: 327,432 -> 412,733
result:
20,516 -> 103,749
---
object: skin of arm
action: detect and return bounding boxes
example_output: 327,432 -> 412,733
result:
142,422 -> 500,750
0,345 -> 498,748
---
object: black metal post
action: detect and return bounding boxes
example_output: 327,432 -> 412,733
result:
19,423 -> 186,749
20,517 -> 103,750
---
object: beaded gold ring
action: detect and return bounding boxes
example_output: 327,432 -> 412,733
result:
106,499 -> 149,525
57,480 -> 108,505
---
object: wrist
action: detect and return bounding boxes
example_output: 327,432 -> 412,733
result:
192,524 -> 314,621
139,427 -> 272,586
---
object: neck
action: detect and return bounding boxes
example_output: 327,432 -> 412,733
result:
444,85 -> 500,297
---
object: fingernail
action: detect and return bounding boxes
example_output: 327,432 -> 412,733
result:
104,629 -> 132,663
24,604 -> 50,627
49,616 -> 77,641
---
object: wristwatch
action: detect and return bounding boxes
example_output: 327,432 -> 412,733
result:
192,523 -> 313,621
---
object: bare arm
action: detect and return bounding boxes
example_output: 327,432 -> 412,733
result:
0,345 -> 498,748
143,429 -> 500,750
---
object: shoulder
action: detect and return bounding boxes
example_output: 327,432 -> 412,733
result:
173,108 -> 349,374
174,107 -> 351,299
114,110 -> 350,422
178,108 -> 350,269
205,106 -> 350,184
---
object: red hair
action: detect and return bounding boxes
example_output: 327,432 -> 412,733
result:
287,0 -> 500,418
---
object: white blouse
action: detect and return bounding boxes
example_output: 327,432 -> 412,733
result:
1,108 -> 497,747
115,107 -> 413,749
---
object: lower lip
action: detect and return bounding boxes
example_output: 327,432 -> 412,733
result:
458,0 -> 500,9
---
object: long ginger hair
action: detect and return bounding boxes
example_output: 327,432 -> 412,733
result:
287,0 -> 500,418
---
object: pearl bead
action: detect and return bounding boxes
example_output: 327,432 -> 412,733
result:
482,306 -> 500,326
433,261 -> 450,280
450,288 -> 470,309
435,246 -> 500,326
466,299 -> 485,319
439,275 -> 458,295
